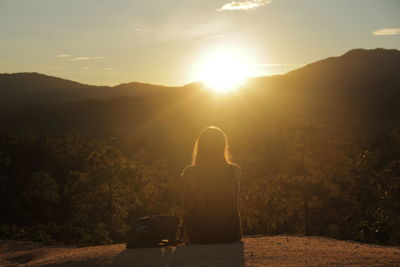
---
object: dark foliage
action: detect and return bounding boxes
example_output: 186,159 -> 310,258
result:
0,122 -> 399,246
0,48 -> 399,246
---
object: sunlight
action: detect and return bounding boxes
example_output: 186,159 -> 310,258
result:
194,47 -> 257,93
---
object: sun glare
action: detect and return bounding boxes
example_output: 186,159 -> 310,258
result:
194,47 -> 257,93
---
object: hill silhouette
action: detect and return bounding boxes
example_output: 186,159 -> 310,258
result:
0,48 -> 399,133
0,72 -> 180,108
247,48 -> 400,123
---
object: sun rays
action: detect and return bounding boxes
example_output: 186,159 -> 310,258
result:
193,47 -> 258,94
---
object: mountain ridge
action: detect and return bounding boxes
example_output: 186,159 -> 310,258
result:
1,48 -> 399,108
1,48 -> 399,133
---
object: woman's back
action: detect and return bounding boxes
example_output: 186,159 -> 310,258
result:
181,163 -> 242,244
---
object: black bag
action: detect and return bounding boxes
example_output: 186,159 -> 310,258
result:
126,215 -> 183,249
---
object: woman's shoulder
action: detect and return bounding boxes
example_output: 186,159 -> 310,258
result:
228,163 -> 241,177
181,163 -> 240,177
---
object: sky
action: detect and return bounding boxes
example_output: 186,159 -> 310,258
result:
0,0 -> 399,86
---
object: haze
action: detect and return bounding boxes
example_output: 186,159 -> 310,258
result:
0,0 -> 399,86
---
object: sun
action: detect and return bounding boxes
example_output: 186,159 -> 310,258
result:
194,47 -> 257,93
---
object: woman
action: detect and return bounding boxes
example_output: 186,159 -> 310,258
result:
181,126 -> 242,244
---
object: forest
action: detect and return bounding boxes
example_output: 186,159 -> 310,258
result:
0,49 -> 399,246
0,119 -> 399,246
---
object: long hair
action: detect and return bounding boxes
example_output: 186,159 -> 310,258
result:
192,126 -> 232,166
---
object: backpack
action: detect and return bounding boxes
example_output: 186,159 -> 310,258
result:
126,215 -> 183,249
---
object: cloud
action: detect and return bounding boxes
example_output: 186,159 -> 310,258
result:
93,56 -> 104,59
57,54 -> 71,58
72,57 -> 91,61
105,68 -> 114,71
373,28 -> 400,36
218,0 -> 272,11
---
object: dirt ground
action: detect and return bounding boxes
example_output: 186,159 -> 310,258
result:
1,235 -> 399,266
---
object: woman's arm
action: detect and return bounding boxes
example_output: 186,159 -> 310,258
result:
230,164 -> 241,194
181,166 -> 193,212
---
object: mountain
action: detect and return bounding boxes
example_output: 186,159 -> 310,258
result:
0,73 -> 180,107
247,48 -> 400,123
0,48 -> 399,134
288,48 -> 400,76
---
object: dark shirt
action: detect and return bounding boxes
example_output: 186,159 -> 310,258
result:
181,163 -> 242,244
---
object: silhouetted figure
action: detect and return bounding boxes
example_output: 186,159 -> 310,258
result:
181,126 -> 242,244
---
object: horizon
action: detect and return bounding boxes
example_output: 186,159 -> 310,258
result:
1,0 -> 399,86
2,47 -> 398,88
1,1 -> 400,263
